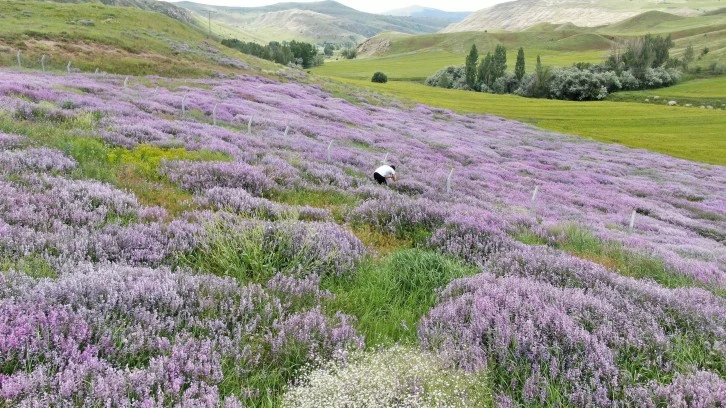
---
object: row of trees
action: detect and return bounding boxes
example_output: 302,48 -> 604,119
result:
427,34 -> 681,101
464,44 -> 525,91
221,39 -> 324,69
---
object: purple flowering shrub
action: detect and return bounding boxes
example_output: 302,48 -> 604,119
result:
0,265 -> 363,405
626,370 -> 726,407
199,187 -> 331,222
419,246 -> 726,405
0,170 -> 201,266
0,133 -> 27,150
427,207 -> 513,267
0,147 -> 77,174
349,195 -> 446,241
160,160 -> 275,196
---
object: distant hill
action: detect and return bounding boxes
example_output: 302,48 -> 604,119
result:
604,10 -> 685,33
350,8 -> 725,78
383,5 -> 470,22
442,0 -> 724,32
175,0 -> 452,44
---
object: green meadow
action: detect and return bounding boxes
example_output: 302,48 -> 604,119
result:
321,78 -> 726,166
315,48 -> 606,81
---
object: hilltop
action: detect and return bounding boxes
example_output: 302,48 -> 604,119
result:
443,0 -> 725,32
176,0 -> 451,44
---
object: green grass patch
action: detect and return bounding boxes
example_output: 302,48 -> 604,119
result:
1,254 -> 57,279
177,222 -> 280,283
268,188 -> 358,222
320,78 -> 726,165
313,49 -> 605,82
322,249 -> 478,345
177,219 -> 352,284
349,224 -> 415,255
608,76 -> 726,108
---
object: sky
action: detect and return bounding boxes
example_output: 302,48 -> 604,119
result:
170,0 -> 509,14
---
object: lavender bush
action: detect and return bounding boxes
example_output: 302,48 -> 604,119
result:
0,265 -> 362,405
419,247 -> 726,405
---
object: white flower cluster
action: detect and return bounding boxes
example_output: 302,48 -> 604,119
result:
282,345 -> 492,407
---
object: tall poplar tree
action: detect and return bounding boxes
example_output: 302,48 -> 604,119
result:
493,45 -> 507,82
477,52 -> 493,89
465,44 -> 479,89
515,47 -> 526,80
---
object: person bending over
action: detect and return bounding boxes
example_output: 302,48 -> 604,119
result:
373,164 -> 396,185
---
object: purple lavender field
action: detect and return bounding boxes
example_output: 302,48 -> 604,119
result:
0,69 -> 724,406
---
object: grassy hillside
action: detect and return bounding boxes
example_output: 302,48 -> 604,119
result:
602,10 -> 686,32
321,78 -> 726,165
0,0 -> 278,76
0,1 -> 724,405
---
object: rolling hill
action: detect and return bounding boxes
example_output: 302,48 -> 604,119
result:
443,0 -> 726,32
175,0 -> 453,44
350,9 -> 726,71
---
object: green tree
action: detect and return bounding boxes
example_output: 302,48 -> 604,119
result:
438,73 -> 451,88
534,55 -> 551,98
492,45 -> 507,82
324,44 -> 334,56
651,34 -> 673,67
465,44 -> 479,89
341,48 -> 357,59
622,34 -> 675,79
289,41 -> 317,68
477,52 -> 493,90
682,43 -> 694,69
515,47 -> 525,80
371,71 -> 388,83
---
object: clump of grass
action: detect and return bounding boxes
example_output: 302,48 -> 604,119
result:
350,224 -> 414,255
268,188 -> 358,222
108,144 -> 232,179
1,254 -> 57,279
322,248 -> 478,345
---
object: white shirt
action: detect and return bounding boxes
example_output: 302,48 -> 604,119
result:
375,165 -> 396,178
